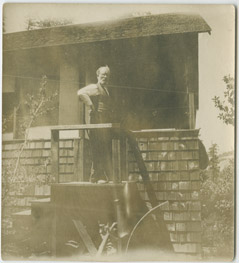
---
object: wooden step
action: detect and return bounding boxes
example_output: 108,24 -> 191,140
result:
13,209 -> 31,217
30,197 -> 51,205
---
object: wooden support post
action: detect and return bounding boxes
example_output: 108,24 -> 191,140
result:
51,130 -> 59,183
189,92 -> 195,129
73,138 -> 81,182
79,133 -> 87,182
120,137 -> 127,181
112,139 -> 121,183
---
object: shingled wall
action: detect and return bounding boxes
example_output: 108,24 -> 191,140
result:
2,139 -> 77,216
128,129 -> 201,255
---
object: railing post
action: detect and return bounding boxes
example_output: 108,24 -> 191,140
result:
112,139 -> 121,183
51,130 -> 59,183
79,135 -> 87,182
73,138 -> 81,182
120,137 -> 127,182
189,92 -> 195,129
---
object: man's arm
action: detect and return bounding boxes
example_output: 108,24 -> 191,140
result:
77,84 -> 99,110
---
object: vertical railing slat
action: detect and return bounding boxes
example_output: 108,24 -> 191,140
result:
112,139 -> 121,183
51,130 -> 59,183
73,138 -> 81,182
120,137 -> 127,181
79,136 -> 86,181
189,92 -> 195,129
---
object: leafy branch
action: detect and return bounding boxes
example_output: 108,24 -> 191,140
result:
201,143 -> 234,259
2,75 -> 57,204
13,76 -> 58,177
212,75 -> 234,126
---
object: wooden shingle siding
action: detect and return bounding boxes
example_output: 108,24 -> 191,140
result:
128,130 -> 202,254
2,138 -> 79,213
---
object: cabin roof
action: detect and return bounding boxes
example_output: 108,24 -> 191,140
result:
3,13 -> 211,52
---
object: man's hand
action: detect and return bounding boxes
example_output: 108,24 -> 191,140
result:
90,104 -> 96,112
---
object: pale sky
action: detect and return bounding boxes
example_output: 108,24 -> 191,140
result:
2,3 -> 236,153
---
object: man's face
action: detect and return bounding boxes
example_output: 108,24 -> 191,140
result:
97,68 -> 110,86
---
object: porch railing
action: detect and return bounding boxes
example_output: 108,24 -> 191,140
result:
50,123 -> 127,184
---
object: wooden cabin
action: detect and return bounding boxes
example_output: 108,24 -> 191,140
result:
3,13 -> 211,138
2,13 -> 211,258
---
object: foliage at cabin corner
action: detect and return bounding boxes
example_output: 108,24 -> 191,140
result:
200,143 -> 234,259
201,74 -> 234,259
212,75 -> 234,126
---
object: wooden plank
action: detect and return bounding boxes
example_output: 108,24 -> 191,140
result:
51,130 -> 59,183
112,139 -> 121,183
120,137 -> 127,181
72,219 -> 97,256
51,123 -> 120,131
189,93 -> 195,129
96,232 -> 109,257
12,209 -> 31,216
73,138 -> 81,182
132,129 -> 200,138
79,137 -> 87,182
30,198 -> 51,204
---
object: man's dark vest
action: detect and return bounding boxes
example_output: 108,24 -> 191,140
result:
91,84 -> 111,113
91,84 -> 112,123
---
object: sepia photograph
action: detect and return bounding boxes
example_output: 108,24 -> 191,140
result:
1,3 -> 236,262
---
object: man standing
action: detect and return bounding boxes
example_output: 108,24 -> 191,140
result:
78,66 -> 112,183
